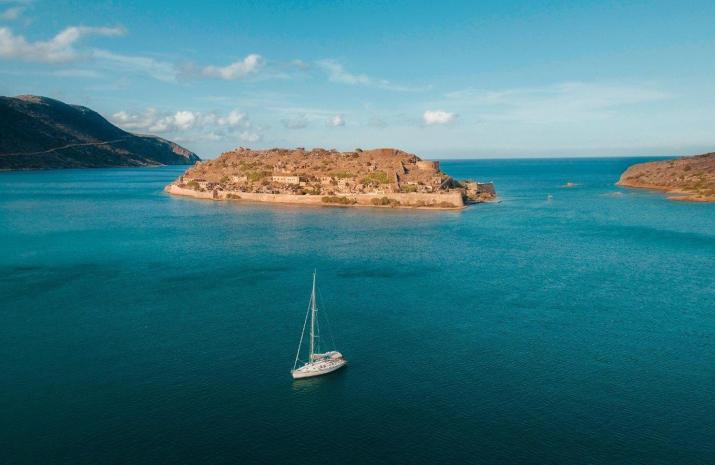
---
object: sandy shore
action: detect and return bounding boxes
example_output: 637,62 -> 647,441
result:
165,184 -> 469,210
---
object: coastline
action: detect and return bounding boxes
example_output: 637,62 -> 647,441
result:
0,163 -> 178,172
616,152 -> 715,203
164,183 -> 469,210
616,179 -> 715,203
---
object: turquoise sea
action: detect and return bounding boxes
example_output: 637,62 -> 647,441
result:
1,158 -> 714,465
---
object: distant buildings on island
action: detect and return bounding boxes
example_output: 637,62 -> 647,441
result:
169,147 -> 495,209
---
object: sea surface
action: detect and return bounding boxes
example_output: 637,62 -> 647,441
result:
1,158 -> 714,465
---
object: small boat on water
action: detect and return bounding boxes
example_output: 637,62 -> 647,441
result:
291,271 -> 347,379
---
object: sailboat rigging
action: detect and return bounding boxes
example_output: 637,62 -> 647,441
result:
291,271 -> 347,379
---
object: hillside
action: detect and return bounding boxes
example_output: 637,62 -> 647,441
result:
0,95 -> 200,170
617,152 -> 715,202
166,147 -> 496,209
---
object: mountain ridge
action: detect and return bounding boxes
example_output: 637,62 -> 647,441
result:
0,95 -> 200,170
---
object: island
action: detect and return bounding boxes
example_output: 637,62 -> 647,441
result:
617,152 -> 715,202
0,95 -> 199,170
165,147 -> 496,209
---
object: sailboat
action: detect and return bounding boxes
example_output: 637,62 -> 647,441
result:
291,271 -> 347,379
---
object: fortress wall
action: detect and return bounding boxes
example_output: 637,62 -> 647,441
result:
477,182 -> 495,194
416,160 -> 440,171
166,184 -> 464,209
354,191 -> 464,207
166,185 -> 215,199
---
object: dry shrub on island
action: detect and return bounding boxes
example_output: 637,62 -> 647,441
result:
370,197 -> 401,207
321,196 -> 357,205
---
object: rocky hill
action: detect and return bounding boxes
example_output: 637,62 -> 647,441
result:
617,152 -> 715,202
166,147 -> 495,209
0,95 -> 200,170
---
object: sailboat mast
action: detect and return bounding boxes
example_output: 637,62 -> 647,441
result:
309,271 -> 316,360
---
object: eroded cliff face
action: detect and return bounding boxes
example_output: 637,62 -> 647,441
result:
617,152 -> 715,202
166,147 -> 496,209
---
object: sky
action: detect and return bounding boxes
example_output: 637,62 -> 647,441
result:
1,0 -> 715,159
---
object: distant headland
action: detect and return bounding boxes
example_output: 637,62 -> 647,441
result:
165,147 -> 496,209
0,95 -> 199,170
617,152 -> 715,202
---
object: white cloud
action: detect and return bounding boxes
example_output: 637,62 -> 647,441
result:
317,59 -> 371,86
172,111 -> 196,130
146,115 -> 173,133
174,127 -> 263,145
327,114 -> 345,127
203,132 -> 223,141
52,68 -> 101,78
217,109 -> 246,127
111,107 -> 253,141
92,49 -> 176,82
0,25 -> 275,84
1,6 -> 24,20
368,116 -> 387,128
202,53 -> 264,80
281,114 -> 309,129
239,131 -> 261,143
0,25 -> 178,83
290,59 -> 309,70
423,110 -> 457,125
0,25 -> 124,63
112,108 -> 164,132
444,82 -> 670,124
316,59 -> 429,92
112,108 -> 197,133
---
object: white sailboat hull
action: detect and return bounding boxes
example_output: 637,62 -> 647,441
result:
291,272 -> 347,380
291,359 -> 347,379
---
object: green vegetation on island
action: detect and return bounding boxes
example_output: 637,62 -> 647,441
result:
166,147 -> 496,209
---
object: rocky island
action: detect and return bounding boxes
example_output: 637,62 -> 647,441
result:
617,152 -> 715,202
165,147 -> 495,209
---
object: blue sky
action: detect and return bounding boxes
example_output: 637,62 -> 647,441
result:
1,0 -> 714,158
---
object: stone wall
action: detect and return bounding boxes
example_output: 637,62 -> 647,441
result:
476,182 -> 495,194
165,184 -> 465,209
416,160 -> 440,171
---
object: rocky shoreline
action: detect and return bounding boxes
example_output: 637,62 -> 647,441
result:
165,183 -> 469,209
616,179 -> 715,202
617,152 -> 715,203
